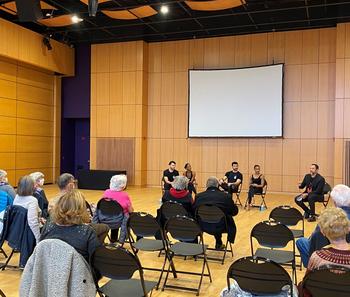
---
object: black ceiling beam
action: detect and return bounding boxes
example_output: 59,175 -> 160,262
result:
240,0 -> 258,29
52,1 -> 350,34
305,0 -> 311,25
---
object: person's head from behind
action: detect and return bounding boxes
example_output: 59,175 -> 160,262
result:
17,175 -> 35,197
173,176 -> 189,191
169,161 -> 176,171
0,170 -> 8,184
57,173 -> 75,193
206,176 -> 219,189
253,164 -> 260,175
52,189 -> 90,225
184,163 -> 192,171
110,174 -> 127,192
30,172 -> 45,188
232,161 -> 239,171
318,207 -> 350,243
310,163 -> 319,176
331,184 -> 350,208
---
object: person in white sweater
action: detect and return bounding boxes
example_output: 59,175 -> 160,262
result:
13,175 -> 41,243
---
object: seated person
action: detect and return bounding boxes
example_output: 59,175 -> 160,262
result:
295,164 -> 325,222
99,174 -> 133,243
163,161 -> 179,191
299,207 -> 350,296
193,177 -> 238,250
13,176 -> 41,243
246,165 -> 265,209
183,163 -> 197,195
296,184 -> 350,268
219,161 -> 243,195
40,189 -> 101,262
0,169 -> 16,200
161,175 -> 193,216
30,172 -> 49,219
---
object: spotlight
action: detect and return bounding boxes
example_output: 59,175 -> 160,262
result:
88,0 -> 98,17
71,15 -> 83,23
43,36 -> 52,51
160,5 -> 169,14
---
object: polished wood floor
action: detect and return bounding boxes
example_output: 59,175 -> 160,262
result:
0,185 -> 323,297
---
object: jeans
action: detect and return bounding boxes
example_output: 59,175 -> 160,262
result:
296,237 -> 310,268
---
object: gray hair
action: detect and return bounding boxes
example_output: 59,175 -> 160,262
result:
110,174 -> 127,191
57,173 -> 75,190
17,175 -> 35,196
30,172 -> 44,182
206,176 -> 219,189
172,176 -> 189,190
331,184 -> 350,207
0,169 -> 7,180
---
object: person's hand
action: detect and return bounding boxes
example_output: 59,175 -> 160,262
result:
301,193 -> 308,198
40,217 -> 47,225
251,183 -> 257,187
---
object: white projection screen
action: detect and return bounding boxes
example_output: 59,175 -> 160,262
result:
188,64 -> 283,137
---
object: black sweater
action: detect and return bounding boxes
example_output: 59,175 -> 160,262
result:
299,173 -> 325,195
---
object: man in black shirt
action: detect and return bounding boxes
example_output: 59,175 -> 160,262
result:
295,164 -> 325,222
193,177 -> 238,250
219,161 -> 243,195
163,161 -> 179,191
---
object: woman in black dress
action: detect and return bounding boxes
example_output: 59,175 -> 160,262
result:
183,163 -> 197,195
246,165 -> 265,209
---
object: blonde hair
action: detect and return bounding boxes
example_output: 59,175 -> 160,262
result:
52,189 -> 90,225
318,207 -> 350,241
30,172 -> 44,182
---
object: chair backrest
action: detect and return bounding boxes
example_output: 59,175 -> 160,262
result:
164,216 -> 202,243
251,220 -> 294,249
128,212 -> 162,239
303,265 -> 350,297
196,204 -> 226,224
85,200 -> 93,218
227,256 -> 292,295
160,201 -> 188,221
323,182 -> 332,195
269,205 -> 303,226
96,198 -> 123,216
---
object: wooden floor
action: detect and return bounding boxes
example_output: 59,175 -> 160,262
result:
0,185 -> 323,297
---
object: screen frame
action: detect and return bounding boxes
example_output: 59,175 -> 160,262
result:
187,63 -> 285,138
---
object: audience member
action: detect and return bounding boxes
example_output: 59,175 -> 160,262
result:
49,173 -> 76,211
13,176 -> 41,243
246,165 -> 265,209
101,174 -> 133,243
163,161 -> 179,191
193,177 -> 238,250
162,175 -> 193,215
30,172 -> 49,219
40,189 -> 101,262
296,184 -> 350,267
295,164 -> 325,222
0,169 -> 16,200
219,161 -> 243,195
183,163 -> 197,194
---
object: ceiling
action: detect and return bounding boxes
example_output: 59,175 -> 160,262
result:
1,0 -> 350,45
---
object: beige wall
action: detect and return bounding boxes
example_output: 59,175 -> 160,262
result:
91,25 -> 345,191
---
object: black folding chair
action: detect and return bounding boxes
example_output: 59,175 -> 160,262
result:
245,180 -> 268,209
233,183 -> 243,207
322,182 -> 332,207
127,212 -> 176,289
302,265 -> 350,297
196,204 -> 233,264
160,200 -> 188,221
250,220 -> 297,283
226,256 -> 293,296
92,245 -> 157,297
85,200 -> 94,218
162,216 -> 212,296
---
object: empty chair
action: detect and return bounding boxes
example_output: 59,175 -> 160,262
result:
196,204 -> 233,264
162,216 -> 212,296
92,245 -> 157,297
250,220 -> 297,283
158,200 -> 189,228
222,256 -> 294,297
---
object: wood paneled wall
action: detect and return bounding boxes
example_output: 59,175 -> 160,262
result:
0,57 -> 61,185
92,27 -> 341,191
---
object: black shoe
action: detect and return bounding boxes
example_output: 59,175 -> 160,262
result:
307,215 -> 317,222
215,244 -> 225,250
304,212 -> 310,219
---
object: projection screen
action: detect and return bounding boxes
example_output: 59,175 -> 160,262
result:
188,64 -> 283,137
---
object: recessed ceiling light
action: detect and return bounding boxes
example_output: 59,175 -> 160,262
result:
71,15 -> 83,24
160,5 -> 169,14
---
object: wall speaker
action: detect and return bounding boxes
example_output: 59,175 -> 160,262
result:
15,0 -> 43,22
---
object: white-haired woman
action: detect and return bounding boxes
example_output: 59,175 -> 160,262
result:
30,172 -> 49,219
0,169 -> 16,200
102,175 -> 133,243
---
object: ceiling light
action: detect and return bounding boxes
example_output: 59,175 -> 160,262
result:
160,5 -> 169,14
71,15 -> 83,24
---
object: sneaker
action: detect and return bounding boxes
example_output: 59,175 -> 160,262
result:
307,215 -> 317,222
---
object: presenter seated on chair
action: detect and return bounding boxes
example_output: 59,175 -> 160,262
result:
246,165 -> 265,210
183,163 -> 197,195
295,164 -> 325,222
163,161 -> 179,191
219,162 -> 243,196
